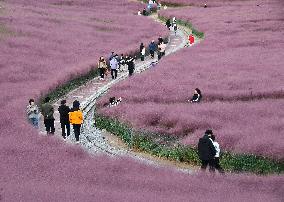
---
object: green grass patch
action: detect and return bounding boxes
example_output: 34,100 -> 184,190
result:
95,114 -> 284,175
39,67 -> 99,105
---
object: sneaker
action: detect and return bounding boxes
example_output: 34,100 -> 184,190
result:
75,141 -> 80,144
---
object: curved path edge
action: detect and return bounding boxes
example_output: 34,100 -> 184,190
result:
39,13 -> 199,174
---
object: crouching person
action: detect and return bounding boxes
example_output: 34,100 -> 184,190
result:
109,97 -> 122,107
69,100 -> 83,144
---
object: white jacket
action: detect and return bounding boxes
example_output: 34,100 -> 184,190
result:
213,141 -> 220,157
141,47 -> 146,55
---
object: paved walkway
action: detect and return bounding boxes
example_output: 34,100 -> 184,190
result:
39,14 -> 197,174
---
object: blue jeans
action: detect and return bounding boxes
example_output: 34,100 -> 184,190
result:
29,117 -> 39,128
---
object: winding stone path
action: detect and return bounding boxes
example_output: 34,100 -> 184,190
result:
39,14 -> 199,174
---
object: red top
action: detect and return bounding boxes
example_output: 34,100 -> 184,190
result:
189,35 -> 194,44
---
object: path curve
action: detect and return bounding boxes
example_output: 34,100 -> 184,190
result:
39,13 -> 200,174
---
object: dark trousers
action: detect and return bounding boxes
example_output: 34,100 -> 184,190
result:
111,69 -> 117,79
128,69 -> 134,76
73,124 -> 81,142
141,55 -> 145,61
61,122 -> 70,138
44,119 -> 55,134
99,68 -> 104,79
158,51 -> 165,60
158,52 -> 162,60
201,159 -> 215,172
150,50 -> 155,58
214,157 -> 225,173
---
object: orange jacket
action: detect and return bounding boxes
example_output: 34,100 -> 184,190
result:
69,110 -> 83,125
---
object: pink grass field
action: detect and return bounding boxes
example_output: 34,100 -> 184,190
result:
99,99 -> 284,160
97,0 -> 284,160
0,0 -> 283,201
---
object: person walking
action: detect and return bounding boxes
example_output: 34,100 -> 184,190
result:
69,100 -> 83,143
41,97 -> 55,135
109,52 -> 115,61
166,19 -> 171,30
98,56 -> 107,80
140,43 -> 146,61
58,100 -> 70,139
197,129 -> 216,172
118,54 -> 125,72
158,36 -> 163,44
158,42 -> 166,60
172,17 -> 177,36
189,88 -> 202,103
210,135 -> 225,174
26,99 -> 39,128
110,55 -> 119,79
149,40 -> 156,59
125,55 -> 135,76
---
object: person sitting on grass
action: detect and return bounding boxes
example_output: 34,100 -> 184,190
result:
189,88 -> 202,103
109,97 -> 122,107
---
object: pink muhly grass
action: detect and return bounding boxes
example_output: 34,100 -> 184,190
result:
98,0 -> 284,160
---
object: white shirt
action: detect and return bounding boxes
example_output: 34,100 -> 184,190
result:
141,47 -> 146,55
213,141 -> 220,157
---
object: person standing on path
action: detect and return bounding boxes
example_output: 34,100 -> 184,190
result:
172,17 -> 177,36
58,100 -> 70,139
125,55 -> 135,76
110,56 -> 119,79
158,36 -> 163,44
149,40 -> 156,59
26,99 -> 39,128
166,19 -> 171,30
140,43 -> 146,61
69,100 -> 83,143
98,56 -> 107,80
118,54 -> 125,72
41,97 -> 55,135
197,129 -> 216,172
158,42 -> 166,60
210,135 -> 225,174
188,34 -> 195,46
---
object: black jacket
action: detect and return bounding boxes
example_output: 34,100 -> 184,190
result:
190,93 -> 202,102
126,57 -> 135,70
198,134 -> 216,160
58,105 -> 70,124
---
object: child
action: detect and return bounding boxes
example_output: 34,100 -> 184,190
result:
26,99 -> 39,128
210,135 -> 225,173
